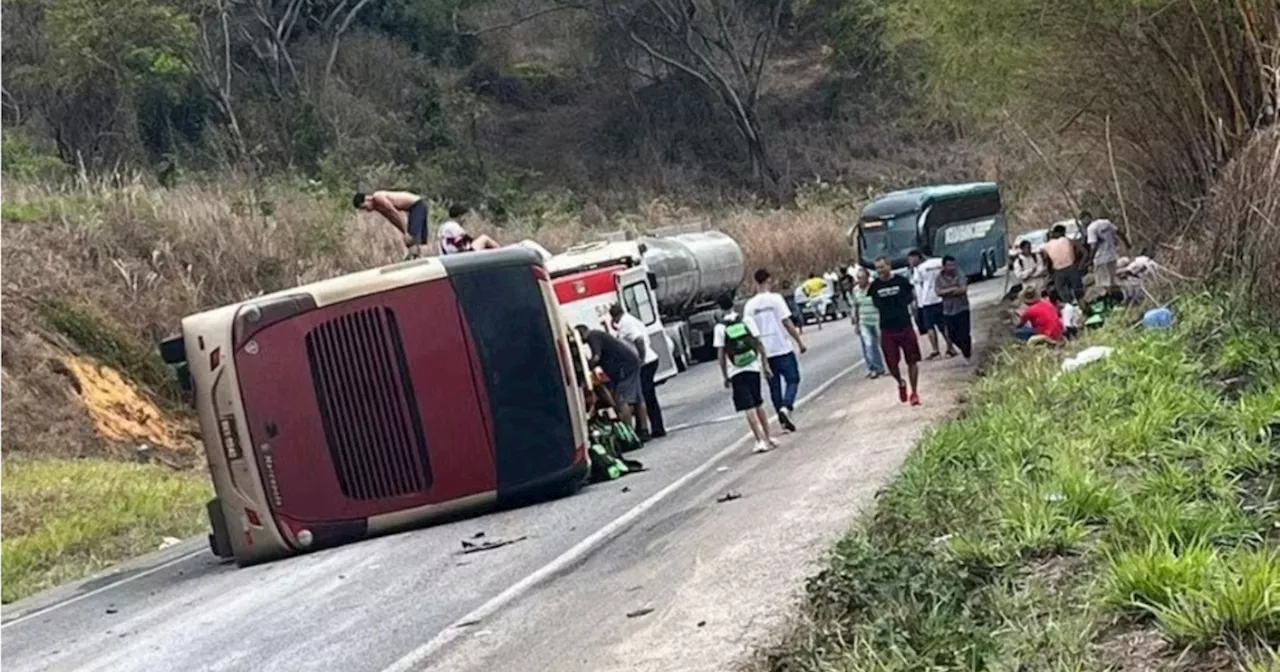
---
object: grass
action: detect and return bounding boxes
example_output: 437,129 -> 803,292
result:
0,458 -> 212,604
757,292 -> 1280,671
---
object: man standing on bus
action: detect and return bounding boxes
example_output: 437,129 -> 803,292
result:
907,250 -> 954,359
353,189 -> 430,257
869,256 -> 922,405
744,268 -> 807,432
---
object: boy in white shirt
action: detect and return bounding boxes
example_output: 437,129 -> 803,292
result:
743,268 -> 807,431
713,297 -> 777,453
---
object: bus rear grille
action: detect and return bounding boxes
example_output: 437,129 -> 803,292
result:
305,307 -> 432,500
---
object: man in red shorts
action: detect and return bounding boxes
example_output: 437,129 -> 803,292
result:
868,256 -> 923,405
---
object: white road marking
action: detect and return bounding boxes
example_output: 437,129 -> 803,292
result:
380,358 -> 866,672
1,549 -> 206,629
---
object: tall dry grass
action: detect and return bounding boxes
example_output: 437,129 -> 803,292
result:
1,176 -> 852,460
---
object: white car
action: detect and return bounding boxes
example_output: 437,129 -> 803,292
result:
1008,220 -> 1082,258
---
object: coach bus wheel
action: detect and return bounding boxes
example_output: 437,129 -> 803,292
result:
206,499 -> 234,559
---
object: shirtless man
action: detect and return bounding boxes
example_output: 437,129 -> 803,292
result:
352,190 -> 429,256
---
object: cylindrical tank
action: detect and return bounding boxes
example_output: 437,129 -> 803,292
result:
640,231 -> 745,315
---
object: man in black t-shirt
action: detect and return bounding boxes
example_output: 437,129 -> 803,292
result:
575,325 -> 643,428
868,256 -> 922,406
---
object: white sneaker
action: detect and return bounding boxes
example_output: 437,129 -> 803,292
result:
752,441 -> 772,454
767,437 -> 781,448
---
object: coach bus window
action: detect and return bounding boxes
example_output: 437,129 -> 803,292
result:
859,213 -> 920,264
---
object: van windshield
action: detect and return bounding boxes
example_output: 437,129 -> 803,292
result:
859,213 -> 920,266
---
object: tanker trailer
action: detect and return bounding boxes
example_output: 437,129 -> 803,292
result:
639,230 -> 745,364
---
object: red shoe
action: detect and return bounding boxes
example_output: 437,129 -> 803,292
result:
909,392 -> 921,406
897,385 -> 908,403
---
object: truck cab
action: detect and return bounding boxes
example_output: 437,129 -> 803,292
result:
546,242 -> 679,384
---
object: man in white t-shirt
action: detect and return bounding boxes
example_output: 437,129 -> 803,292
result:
742,268 -> 807,432
610,304 -> 665,440
437,205 -> 501,255
713,297 -> 777,453
907,249 -> 953,359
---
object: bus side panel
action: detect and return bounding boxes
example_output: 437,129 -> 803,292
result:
930,215 -> 1006,277
445,262 -> 578,496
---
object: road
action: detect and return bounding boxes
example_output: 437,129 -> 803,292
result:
2,278 -> 1009,672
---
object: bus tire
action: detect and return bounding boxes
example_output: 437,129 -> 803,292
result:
206,499 -> 234,559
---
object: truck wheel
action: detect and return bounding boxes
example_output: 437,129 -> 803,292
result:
206,498 -> 234,559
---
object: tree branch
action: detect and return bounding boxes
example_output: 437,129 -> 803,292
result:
453,5 -> 580,37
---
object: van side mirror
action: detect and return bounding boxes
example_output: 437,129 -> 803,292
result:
648,273 -> 658,290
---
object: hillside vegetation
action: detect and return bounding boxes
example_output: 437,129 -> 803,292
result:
2,0 -> 1277,606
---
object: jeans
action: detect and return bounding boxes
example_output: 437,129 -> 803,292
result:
766,352 -> 801,412
1014,325 -> 1035,342
859,322 -> 886,374
640,360 -> 665,435
942,310 -> 973,359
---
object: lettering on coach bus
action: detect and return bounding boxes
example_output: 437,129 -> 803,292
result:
943,218 -> 996,245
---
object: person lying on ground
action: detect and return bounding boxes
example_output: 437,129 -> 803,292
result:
353,190 -> 430,256
713,296 -> 778,454
1015,286 -> 1065,345
437,205 -> 501,255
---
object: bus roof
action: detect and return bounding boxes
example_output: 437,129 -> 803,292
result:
860,182 -> 999,220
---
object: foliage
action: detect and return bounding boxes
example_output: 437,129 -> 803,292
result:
758,293 -> 1280,669
1,458 -> 211,604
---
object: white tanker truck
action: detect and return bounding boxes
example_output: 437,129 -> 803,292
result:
545,226 -> 746,382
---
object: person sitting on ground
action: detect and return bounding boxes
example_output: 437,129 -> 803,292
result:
713,296 -> 778,454
437,204 -> 501,255
1015,286 -> 1065,345
353,189 -> 430,257
1054,294 -> 1081,340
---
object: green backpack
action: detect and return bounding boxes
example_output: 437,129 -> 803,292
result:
587,417 -> 644,482
723,319 -> 758,368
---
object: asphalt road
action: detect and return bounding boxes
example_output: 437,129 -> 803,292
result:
2,277 -> 1009,672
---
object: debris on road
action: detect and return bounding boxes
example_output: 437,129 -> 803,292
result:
697,620 -> 707,627
460,535 -> 528,554
716,491 -> 742,503
471,531 -> 486,539
626,607 -> 655,618
105,606 -> 118,615
158,536 -> 182,550
716,466 -> 729,473
622,486 -> 632,493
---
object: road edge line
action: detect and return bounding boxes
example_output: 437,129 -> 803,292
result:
380,357 -> 865,672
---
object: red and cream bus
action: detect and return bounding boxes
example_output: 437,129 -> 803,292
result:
161,247 -> 590,565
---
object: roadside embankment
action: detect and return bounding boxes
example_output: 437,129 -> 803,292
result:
0,177 -> 848,603
757,293 -> 1280,671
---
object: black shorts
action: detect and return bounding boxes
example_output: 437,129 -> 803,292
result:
406,200 -> 429,246
916,302 -> 944,335
730,371 -> 764,412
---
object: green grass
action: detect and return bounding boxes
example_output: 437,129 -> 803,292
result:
759,292 -> 1280,671
1,458 -> 211,604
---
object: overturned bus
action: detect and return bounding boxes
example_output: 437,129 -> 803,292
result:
160,247 -> 590,565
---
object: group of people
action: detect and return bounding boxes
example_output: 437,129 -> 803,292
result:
1008,212 -> 1156,345
351,189 -> 501,258
573,307 -> 668,443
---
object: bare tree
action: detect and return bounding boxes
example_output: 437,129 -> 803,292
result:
568,0 -> 789,200
190,0 -> 249,158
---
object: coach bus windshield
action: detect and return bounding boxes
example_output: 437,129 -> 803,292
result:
858,212 -> 920,268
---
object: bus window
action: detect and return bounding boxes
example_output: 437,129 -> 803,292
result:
859,213 -> 920,265
921,191 -> 1002,249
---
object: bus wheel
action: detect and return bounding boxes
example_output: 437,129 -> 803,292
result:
206,499 -> 234,559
